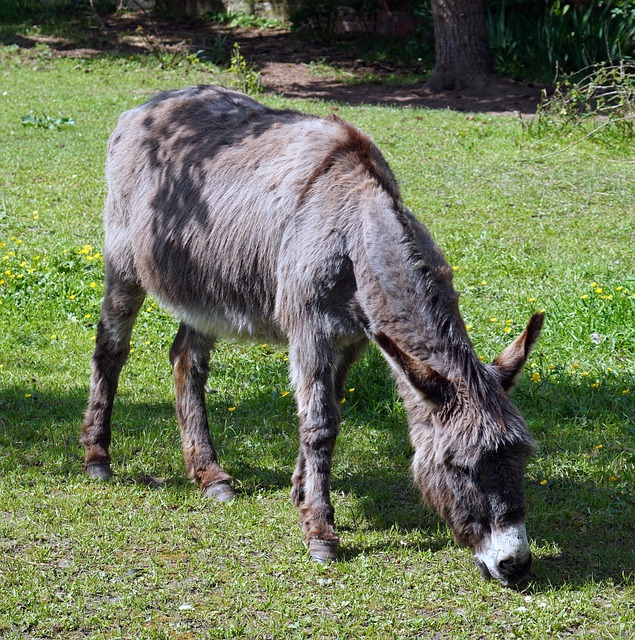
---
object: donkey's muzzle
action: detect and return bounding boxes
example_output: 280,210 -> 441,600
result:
474,552 -> 532,587
497,553 -> 532,586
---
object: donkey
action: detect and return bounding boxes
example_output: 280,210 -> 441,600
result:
82,85 -> 544,586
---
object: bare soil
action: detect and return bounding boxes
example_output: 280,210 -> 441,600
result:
10,11 -> 546,115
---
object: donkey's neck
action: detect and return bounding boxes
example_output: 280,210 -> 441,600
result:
354,201 -> 473,378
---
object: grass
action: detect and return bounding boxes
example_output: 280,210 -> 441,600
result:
0,42 -> 634,638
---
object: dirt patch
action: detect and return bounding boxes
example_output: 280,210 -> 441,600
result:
8,11 -> 546,115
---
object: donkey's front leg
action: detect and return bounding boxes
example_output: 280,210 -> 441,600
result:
169,324 -> 235,502
290,338 -> 341,562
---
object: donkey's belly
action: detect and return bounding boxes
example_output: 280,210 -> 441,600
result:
155,294 -> 285,343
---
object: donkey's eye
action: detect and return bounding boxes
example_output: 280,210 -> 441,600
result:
451,466 -> 478,485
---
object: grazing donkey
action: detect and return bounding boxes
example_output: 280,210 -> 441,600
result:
82,85 -> 544,586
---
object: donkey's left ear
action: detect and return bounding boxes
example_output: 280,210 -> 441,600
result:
492,312 -> 545,392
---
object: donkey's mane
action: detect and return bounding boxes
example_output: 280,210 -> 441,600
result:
379,207 -> 535,455
298,115 -> 400,207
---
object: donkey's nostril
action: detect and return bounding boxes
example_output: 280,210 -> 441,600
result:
498,557 -> 517,575
497,554 -> 532,584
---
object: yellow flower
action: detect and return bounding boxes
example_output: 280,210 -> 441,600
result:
531,372 -> 541,384
90,282 -> 97,288
595,444 -> 603,450
25,393 -> 32,398
503,326 -> 511,334
539,479 -> 547,485
595,287 -> 602,294
281,391 -> 290,397
228,406 -> 236,412
528,297 -> 535,302
465,324 -> 472,331
481,280 -> 487,285
609,476 -> 618,482
590,281 -> 597,287
581,371 -> 589,377
340,398 -> 346,404
490,317 -> 497,322
572,363 -> 579,369
581,294 -> 588,299
591,381 -> 600,388
348,388 -> 355,393
623,389 -> 630,395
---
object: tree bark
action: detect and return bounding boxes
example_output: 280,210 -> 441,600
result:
426,0 -> 494,91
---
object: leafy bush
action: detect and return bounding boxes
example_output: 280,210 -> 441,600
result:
202,10 -> 283,30
486,0 -> 635,81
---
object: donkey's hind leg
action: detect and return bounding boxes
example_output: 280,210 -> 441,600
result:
169,323 -> 235,502
82,275 -> 146,480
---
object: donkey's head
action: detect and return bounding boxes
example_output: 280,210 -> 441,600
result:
376,312 -> 544,586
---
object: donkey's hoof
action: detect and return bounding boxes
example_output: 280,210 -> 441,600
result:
86,463 -> 112,481
203,480 -> 236,502
308,538 -> 338,563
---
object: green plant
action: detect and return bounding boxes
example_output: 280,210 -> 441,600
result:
20,114 -> 76,130
525,62 -> 635,145
203,10 -> 283,30
486,0 -> 635,81
227,42 -> 260,94
193,30 -> 229,66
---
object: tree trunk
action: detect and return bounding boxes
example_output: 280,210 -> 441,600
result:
426,0 -> 494,91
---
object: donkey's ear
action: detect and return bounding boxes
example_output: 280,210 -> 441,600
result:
492,312 -> 545,392
374,332 -> 449,406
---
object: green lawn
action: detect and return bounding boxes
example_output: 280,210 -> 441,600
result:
0,44 -> 634,639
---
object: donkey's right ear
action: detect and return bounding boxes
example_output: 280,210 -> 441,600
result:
374,332 -> 449,406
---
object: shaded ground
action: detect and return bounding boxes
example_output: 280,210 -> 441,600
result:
4,10 -> 546,114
